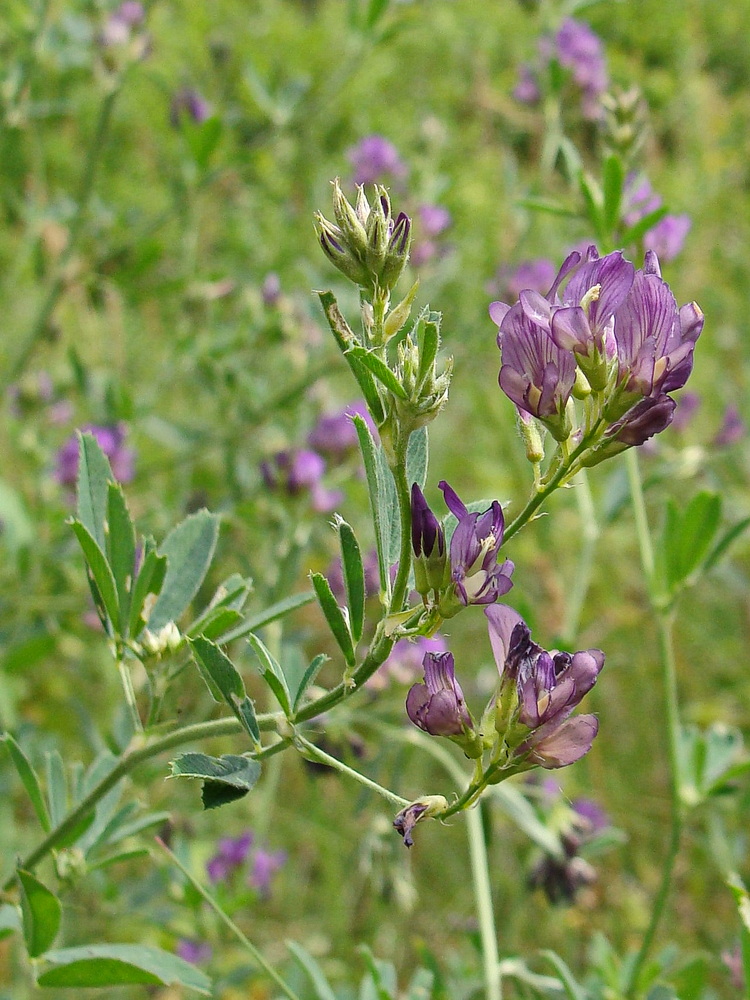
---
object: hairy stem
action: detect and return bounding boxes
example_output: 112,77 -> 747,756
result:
294,732 -> 409,808
561,470 -> 600,646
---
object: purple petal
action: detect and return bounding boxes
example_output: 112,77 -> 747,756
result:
438,480 -> 469,519
485,604 -> 525,672
528,715 -> 599,768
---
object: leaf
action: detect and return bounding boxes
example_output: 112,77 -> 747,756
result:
337,518 -> 365,642
128,546 -> 168,639
704,515 -> 750,572
105,482 -> 136,635
218,590 -> 315,644
540,950 -> 587,1000
188,636 -> 260,745
621,205 -> 668,245
70,520 -> 121,633
36,943 -> 211,992
416,312 -> 440,390
310,572 -> 356,667
293,653 -> 329,711
287,940 -> 339,1000
149,510 -> 220,632
186,574 -> 253,637
353,414 -> 391,598
1,734 -> 51,832
76,432 -> 113,551
662,491 -> 722,593
17,868 -> 61,957
170,752 -> 262,811
246,632 -> 292,716
602,153 -> 625,234
346,345 -> 408,399
406,426 -> 429,493
489,784 -> 565,859
44,750 -> 67,828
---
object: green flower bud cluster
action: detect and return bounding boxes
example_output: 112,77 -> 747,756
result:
392,308 -> 453,433
314,179 -> 411,298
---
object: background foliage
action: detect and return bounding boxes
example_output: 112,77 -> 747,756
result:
1,0 -> 749,997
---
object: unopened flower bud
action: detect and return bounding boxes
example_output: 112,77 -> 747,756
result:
393,794 -> 448,847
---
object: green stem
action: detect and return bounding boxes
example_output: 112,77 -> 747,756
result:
117,658 -> 143,734
624,453 -> 684,997
6,84 -> 121,385
466,804 -> 502,1000
625,450 -> 655,583
294,732 -> 409,809
156,839 -> 302,1000
561,470 -> 599,646
3,715 -> 276,891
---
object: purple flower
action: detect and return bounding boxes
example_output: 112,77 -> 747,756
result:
206,831 -> 253,883
438,481 -> 514,611
411,483 -> 448,597
56,424 -> 135,486
347,135 -> 407,186
249,848 -> 286,897
100,1 -> 146,47
485,605 -> 603,769
406,651 -> 475,738
170,87 -> 212,126
308,401 -> 376,457
176,939 -> 212,964
713,405 -> 745,448
612,251 -> 704,405
368,633 -> 449,690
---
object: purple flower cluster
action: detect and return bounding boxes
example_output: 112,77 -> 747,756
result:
56,424 -> 136,487
490,245 -> 703,450
404,605 -> 603,771
515,18 -> 608,120
486,605 -> 603,769
206,831 -> 286,897
410,481 -> 514,615
623,174 -> 691,262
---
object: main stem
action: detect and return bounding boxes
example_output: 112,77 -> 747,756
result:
624,452 -> 684,996
466,804 -> 502,1000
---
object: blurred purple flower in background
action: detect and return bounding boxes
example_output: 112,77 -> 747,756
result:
100,1 -> 145,48
261,272 -> 282,307
554,18 -> 608,118
491,259 -> 557,302
177,939 -> 212,964
249,848 -> 287,897
368,634 -> 449,690
261,448 -> 342,512
347,135 -> 407,186
411,203 -> 453,267
513,64 -> 542,105
308,401 -> 376,458
623,174 -> 691,262
170,87 -> 212,126
713,405 -> 745,447
206,831 -> 253,883
56,424 -> 135,486
671,390 -> 701,433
